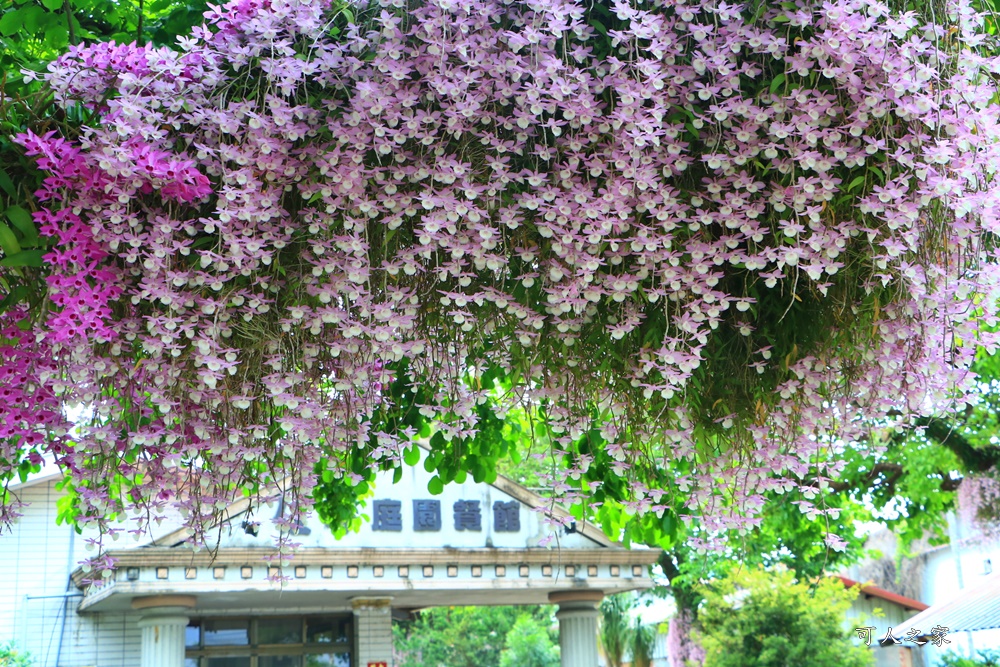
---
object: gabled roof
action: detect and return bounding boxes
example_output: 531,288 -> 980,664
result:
143,453 -> 620,550
68,451 -> 660,613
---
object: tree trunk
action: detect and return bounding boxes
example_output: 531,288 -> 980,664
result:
659,552 -> 705,667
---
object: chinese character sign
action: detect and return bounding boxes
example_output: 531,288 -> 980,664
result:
928,626 -> 951,648
453,500 -> 482,531
854,626 -> 950,648
372,499 -> 403,531
879,628 -> 901,646
855,627 -> 874,647
370,497 -> 523,533
413,499 -> 442,531
494,501 -> 520,532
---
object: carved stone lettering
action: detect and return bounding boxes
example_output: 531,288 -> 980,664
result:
372,499 -> 402,531
493,500 -> 520,532
413,499 -> 441,531
453,500 -> 482,531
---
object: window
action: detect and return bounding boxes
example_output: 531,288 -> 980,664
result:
186,616 -> 352,667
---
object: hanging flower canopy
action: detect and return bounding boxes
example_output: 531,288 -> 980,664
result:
4,0 -> 1000,560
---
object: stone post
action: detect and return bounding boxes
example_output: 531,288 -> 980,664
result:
550,591 -> 603,667
351,596 -> 394,667
132,595 -> 197,667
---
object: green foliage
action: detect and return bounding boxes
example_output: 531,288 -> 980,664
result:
834,434 -> 961,550
600,594 -> 633,667
632,619 -> 656,667
697,567 -> 873,667
311,359 -> 426,532
394,606 -> 558,667
313,360 -> 535,529
941,651 -> 1000,667
597,593 -> 659,667
0,0 -> 209,326
1,0 -> 208,78
498,615 -> 560,667
0,642 -> 32,667
309,455 -> 373,538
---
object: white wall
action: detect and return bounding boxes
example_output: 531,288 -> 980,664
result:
918,533 -> 1000,666
0,478 -> 142,667
211,452 -> 602,551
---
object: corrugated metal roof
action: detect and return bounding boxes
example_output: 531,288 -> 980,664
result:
891,571 -> 1000,640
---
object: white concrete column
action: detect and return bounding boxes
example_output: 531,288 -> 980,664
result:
550,591 -> 603,667
132,595 -> 197,667
351,596 -> 394,667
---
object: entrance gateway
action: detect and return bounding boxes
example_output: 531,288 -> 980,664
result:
65,453 -> 659,667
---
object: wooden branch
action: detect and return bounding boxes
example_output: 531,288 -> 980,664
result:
824,461 -> 961,495
917,417 -> 1000,472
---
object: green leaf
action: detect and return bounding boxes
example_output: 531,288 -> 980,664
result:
660,509 -> 678,546
41,0 -> 62,10
0,170 -> 14,198
0,285 -> 29,313
44,22 -> 67,48
769,73 -> 786,96
5,206 -> 39,246
0,223 -> 21,256
392,466 -> 403,484
588,18 -> 608,35
21,4 -> 44,32
403,445 -> 420,467
427,476 -> 444,495
868,165 -> 886,183
0,9 -> 24,36
846,175 -> 866,192
0,249 -> 43,267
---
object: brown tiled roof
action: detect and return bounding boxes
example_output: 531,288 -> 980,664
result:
837,575 -> 929,612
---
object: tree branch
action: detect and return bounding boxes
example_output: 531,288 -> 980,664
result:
824,461 -> 963,496
826,462 -> 904,493
63,0 -> 76,46
916,416 -> 1000,472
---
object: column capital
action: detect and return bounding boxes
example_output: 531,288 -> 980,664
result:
549,590 -> 604,607
132,595 -> 197,611
350,596 -> 393,611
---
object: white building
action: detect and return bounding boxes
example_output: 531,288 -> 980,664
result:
902,512 -> 1000,665
845,512 -> 1000,667
1,456 -> 658,667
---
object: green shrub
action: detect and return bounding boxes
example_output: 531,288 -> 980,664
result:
940,650 -> 1000,667
697,566 -> 873,667
0,642 -> 32,667
499,615 -> 560,667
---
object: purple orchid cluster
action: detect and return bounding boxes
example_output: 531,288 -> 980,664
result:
6,0 -> 1000,559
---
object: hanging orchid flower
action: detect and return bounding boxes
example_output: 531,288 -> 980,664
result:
3,0 -> 1000,570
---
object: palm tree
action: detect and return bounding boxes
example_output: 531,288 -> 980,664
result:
632,619 -> 656,667
600,594 -> 635,667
